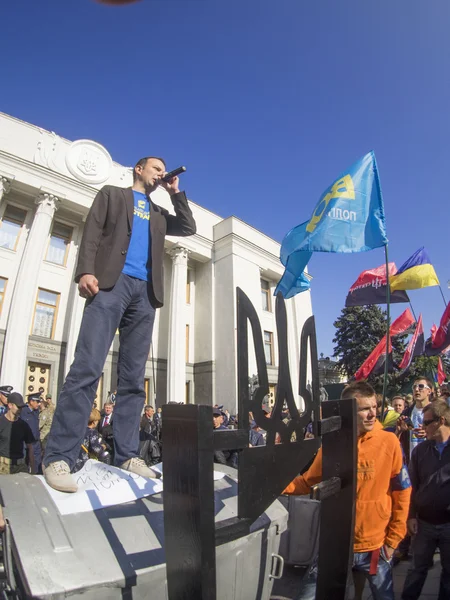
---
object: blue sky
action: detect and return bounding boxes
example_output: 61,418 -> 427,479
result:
2,0 -> 449,359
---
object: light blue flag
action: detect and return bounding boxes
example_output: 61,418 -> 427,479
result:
275,151 -> 388,298
276,222 -> 313,298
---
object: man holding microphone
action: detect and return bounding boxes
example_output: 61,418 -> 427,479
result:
43,158 -> 196,492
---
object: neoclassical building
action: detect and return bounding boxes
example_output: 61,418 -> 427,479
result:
0,112 -> 313,411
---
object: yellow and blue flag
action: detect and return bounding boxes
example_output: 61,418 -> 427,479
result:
390,247 -> 439,292
276,151 -> 388,298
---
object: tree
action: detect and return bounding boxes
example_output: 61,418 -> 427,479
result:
332,305 -> 408,393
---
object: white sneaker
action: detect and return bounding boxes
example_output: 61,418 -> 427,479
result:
43,461 -> 78,493
120,457 -> 160,479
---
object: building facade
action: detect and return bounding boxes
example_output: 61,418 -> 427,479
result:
0,112 -> 313,412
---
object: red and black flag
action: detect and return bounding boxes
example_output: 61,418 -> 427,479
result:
355,309 -> 416,380
345,263 -> 410,307
426,303 -> 450,356
398,314 -> 424,373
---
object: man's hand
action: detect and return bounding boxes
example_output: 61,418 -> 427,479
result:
414,426 -> 427,439
407,518 -> 418,536
396,416 -> 409,436
78,274 -> 99,298
161,175 -> 180,196
383,544 -> 395,560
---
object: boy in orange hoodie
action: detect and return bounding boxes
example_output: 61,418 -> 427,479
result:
284,381 -> 411,600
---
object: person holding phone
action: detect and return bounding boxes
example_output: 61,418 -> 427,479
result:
396,378 -> 434,461
393,377 -> 434,565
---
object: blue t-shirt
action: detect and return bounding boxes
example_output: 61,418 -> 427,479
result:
122,191 -> 152,281
436,441 -> 448,457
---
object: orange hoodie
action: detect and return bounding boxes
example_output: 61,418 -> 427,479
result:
283,421 -> 411,552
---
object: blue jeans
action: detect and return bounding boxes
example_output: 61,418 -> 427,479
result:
297,549 -> 394,600
402,520 -> 450,600
44,274 -> 156,469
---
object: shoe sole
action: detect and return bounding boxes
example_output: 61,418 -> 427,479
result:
43,477 -> 78,493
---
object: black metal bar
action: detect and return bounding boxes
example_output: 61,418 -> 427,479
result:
317,415 -> 341,436
236,288 -> 325,521
310,476 -> 341,501
215,517 -> 252,546
315,398 -> 357,600
299,315 -> 321,439
213,429 -> 248,450
163,404 -> 216,600
237,288 -> 268,433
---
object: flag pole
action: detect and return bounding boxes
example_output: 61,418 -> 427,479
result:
409,301 -> 418,322
381,244 -> 390,417
439,285 -> 448,307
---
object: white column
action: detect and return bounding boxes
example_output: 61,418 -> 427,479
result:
0,177 -> 12,203
64,283 -> 86,377
1,192 -> 60,393
167,246 -> 189,404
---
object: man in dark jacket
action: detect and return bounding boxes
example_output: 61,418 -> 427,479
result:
401,400 -> 450,599
20,393 -> 42,473
43,157 -> 196,493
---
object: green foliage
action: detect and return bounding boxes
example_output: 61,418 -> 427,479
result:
332,305 -> 408,394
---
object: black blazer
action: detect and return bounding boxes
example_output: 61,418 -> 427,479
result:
75,186 -> 196,307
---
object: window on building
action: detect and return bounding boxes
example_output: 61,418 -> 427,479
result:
46,221 -> 73,266
264,331 -> 274,365
0,277 -> 7,316
0,205 -> 27,250
32,289 -> 60,338
186,324 -> 190,362
186,270 -> 191,304
144,378 -> 150,404
261,278 -> 271,312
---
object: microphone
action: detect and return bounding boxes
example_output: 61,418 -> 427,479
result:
161,166 -> 186,182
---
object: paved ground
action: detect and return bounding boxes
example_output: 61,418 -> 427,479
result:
361,554 -> 441,599
271,554 -> 441,599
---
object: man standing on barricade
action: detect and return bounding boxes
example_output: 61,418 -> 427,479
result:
43,157 -> 196,492
283,381 -> 411,600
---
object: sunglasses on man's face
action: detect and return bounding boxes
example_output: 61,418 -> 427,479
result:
423,418 -> 439,427
413,384 -> 430,391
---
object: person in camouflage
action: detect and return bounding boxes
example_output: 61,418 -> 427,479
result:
39,394 -> 55,453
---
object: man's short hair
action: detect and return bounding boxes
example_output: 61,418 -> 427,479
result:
132,156 -> 166,181
104,401 -> 114,407
341,381 -> 376,400
145,405 -> 154,410
423,400 -> 450,426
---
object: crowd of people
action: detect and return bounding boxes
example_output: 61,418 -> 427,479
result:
0,386 -> 167,477
0,375 -> 448,600
283,376 -> 450,600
